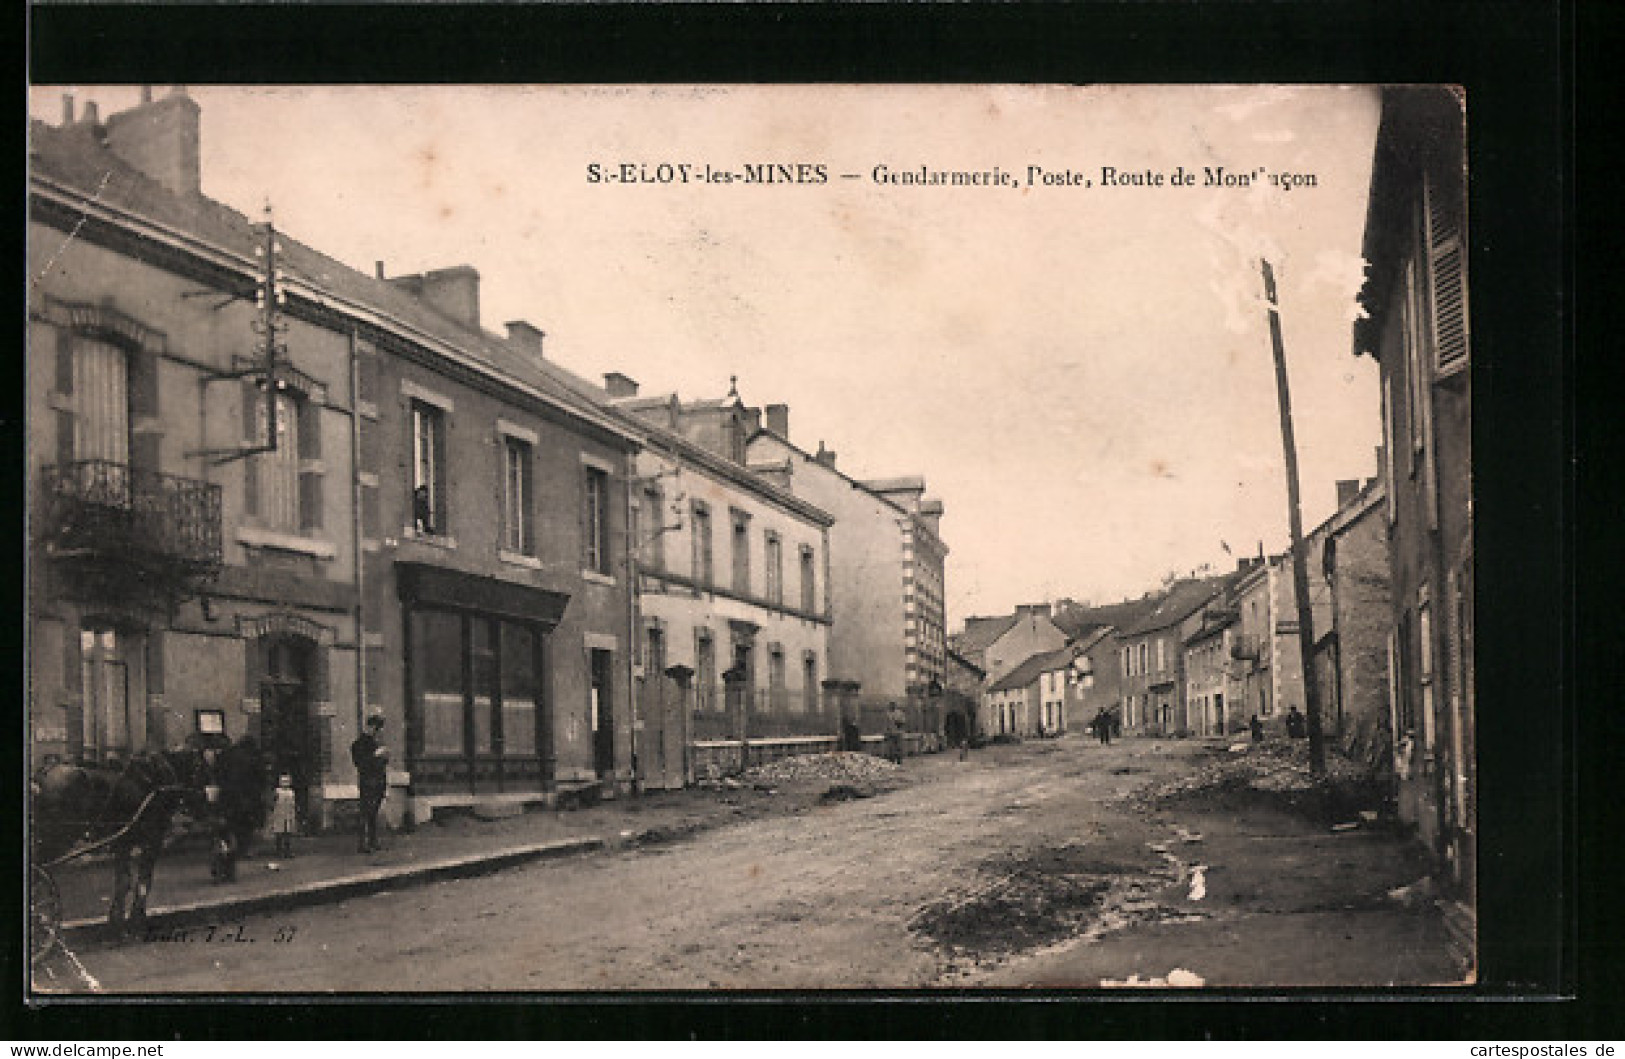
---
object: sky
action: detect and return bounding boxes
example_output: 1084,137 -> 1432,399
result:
30,84 -> 1385,624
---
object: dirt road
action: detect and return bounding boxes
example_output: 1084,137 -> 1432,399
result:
49,736 -> 1460,993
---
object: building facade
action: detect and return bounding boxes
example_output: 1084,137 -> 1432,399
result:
610,384 -> 835,783
1353,86 -> 1473,906
746,417 -> 949,741
29,91 -> 641,830
1118,580 -> 1227,736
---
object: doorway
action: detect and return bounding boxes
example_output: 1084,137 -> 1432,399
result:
590,648 -> 615,780
260,636 -> 314,826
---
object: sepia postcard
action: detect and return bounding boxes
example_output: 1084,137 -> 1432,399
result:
25,83 -> 1475,996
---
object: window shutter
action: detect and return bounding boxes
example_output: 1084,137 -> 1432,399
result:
298,400 -> 322,460
521,450 -> 535,555
56,332 -> 75,395
579,466 -> 591,570
241,381 -> 261,515
300,470 -> 323,532
1425,174 -> 1469,375
128,350 -> 159,419
433,412 -> 448,533
56,411 -> 75,467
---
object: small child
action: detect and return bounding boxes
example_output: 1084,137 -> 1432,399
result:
270,774 -> 298,858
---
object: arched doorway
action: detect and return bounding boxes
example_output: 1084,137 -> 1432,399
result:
260,635 -> 315,827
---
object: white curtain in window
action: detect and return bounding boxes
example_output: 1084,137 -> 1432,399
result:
73,338 -> 129,467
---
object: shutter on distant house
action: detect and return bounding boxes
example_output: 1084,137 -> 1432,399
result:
128,349 -> 159,419
1425,173 -> 1469,376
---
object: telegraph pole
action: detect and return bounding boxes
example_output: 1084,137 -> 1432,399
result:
1261,259 -> 1326,774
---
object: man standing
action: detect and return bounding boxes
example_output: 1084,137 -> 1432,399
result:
350,714 -> 389,853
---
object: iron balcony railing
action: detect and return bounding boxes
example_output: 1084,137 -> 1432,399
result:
40,460 -> 223,575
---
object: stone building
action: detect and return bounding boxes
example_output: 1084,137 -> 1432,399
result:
746,415 -> 949,745
1302,477 -> 1393,771
1353,86 -> 1473,910
607,382 -> 835,782
28,90 -> 641,828
1117,578 -> 1229,736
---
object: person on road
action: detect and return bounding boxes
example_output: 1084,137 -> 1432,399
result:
885,703 -> 905,764
350,714 -> 389,853
1250,714 -> 1265,743
1092,707 -> 1114,745
1285,706 -> 1306,739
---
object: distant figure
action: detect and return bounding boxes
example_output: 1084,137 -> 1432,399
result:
1285,706 -> 1306,739
1250,714 -> 1265,743
885,702 -> 906,764
1092,707 -> 1114,745
270,774 -> 298,858
350,714 -> 389,853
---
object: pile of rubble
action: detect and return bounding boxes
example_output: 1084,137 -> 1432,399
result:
743,751 -> 902,786
1129,740 -> 1382,821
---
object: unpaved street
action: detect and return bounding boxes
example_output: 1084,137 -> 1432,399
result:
53,736 -> 1460,992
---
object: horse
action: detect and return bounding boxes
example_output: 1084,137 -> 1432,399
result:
30,748 -> 211,936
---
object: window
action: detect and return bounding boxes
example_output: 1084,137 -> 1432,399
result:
800,545 -> 817,613
803,653 -> 819,714
695,630 -> 717,712
247,387 -> 323,535
583,465 -> 611,575
1138,642 -> 1148,675
768,646 -> 786,711
500,436 -> 533,555
1155,638 -> 1166,673
80,626 -> 131,758
411,400 -> 447,535
71,337 -> 130,468
643,487 -> 666,572
731,510 -> 751,594
691,503 -> 714,585
764,531 -> 783,606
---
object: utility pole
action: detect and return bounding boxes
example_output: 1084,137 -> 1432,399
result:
1261,259 -> 1326,774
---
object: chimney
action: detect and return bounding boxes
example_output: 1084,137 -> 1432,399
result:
505,319 -> 546,355
82,101 -> 101,124
1335,479 -> 1360,508
376,261 -> 386,280
814,441 -> 836,469
1017,603 -> 1052,620
1364,476 -> 1378,491
61,92 -> 75,125
389,266 -> 480,329
603,372 -> 640,399
918,498 -> 944,536
765,403 -> 790,439
103,89 -> 201,197
141,86 -> 154,104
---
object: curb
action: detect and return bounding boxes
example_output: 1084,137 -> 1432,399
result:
59,835 -> 606,948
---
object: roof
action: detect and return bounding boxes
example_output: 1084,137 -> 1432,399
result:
1122,576 -> 1233,636
1053,595 -> 1164,641
953,614 -> 1019,657
988,646 -> 1074,693
946,647 -> 985,679
29,116 -> 634,444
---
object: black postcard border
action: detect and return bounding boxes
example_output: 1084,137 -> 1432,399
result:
13,0 -> 1585,1041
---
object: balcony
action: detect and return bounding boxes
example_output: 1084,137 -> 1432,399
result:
39,460 -> 223,588
1230,634 -> 1262,661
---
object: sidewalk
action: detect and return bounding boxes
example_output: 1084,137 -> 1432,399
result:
49,778 -> 833,945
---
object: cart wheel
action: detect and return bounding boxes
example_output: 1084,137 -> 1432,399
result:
30,866 -> 62,966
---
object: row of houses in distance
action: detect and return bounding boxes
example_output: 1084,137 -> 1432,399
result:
951,85 -> 1473,944
27,88 -> 949,833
